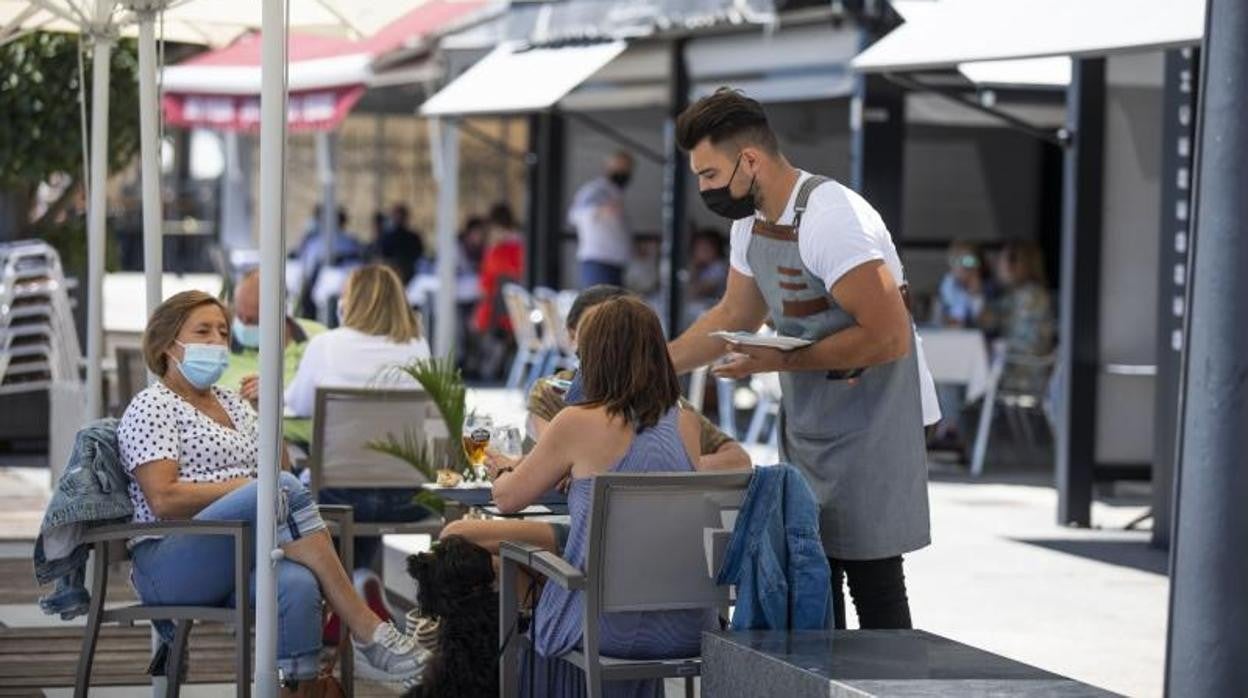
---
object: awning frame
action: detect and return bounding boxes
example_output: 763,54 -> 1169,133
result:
884,72 -> 1070,148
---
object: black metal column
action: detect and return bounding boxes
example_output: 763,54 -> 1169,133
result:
1165,0 -> 1248,692
661,39 -> 689,336
525,112 -> 565,289
1151,48 -> 1200,551
850,73 -> 906,237
1055,58 -> 1106,528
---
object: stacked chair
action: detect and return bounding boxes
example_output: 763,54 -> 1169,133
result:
0,240 -> 83,443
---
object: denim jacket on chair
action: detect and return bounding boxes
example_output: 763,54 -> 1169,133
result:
716,464 -> 832,630
33,419 -> 132,619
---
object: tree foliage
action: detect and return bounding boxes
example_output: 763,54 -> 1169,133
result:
0,31 -> 141,200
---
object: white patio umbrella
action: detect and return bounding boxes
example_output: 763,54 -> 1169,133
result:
2,2 -> 428,694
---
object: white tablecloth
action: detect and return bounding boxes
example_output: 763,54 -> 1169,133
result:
916,328 -> 992,402
406,272 -> 482,307
103,272 -> 223,333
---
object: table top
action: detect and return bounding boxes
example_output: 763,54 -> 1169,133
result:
422,484 -> 568,515
702,630 -> 1118,697
916,327 -> 993,401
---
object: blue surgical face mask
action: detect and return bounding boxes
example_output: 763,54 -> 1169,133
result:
173,341 -> 229,390
232,317 -> 261,349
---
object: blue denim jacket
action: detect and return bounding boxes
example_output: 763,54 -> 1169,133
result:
716,464 -> 831,630
33,419 -> 132,619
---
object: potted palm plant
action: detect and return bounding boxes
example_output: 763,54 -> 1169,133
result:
365,355 -> 473,512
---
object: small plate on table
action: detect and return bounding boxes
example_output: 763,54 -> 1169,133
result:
421,483 -> 568,513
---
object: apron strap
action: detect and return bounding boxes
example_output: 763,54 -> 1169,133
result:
791,175 -> 830,230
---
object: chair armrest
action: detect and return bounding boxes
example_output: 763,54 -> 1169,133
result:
81,520 -> 249,544
317,504 -> 354,526
499,540 -> 584,591
316,505 -> 355,571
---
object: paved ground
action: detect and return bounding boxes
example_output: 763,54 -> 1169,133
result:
0,387 -> 1166,696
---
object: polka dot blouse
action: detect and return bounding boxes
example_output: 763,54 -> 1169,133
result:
118,381 -> 259,524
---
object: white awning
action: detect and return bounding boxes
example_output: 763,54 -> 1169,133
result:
957,57 -> 1071,88
854,0 -> 1204,74
421,40 -> 628,116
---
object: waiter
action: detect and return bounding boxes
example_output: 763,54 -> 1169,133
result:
669,89 -> 929,629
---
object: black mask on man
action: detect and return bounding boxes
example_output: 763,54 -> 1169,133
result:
699,153 -> 756,220
609,171 -> 632,189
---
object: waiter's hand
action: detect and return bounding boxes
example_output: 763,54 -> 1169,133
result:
711,343 -> 785,380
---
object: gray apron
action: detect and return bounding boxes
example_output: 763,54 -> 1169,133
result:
746,175 -> 930,560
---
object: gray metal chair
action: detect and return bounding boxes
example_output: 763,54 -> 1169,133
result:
686,367 -> 739,440
74,505 -> 356,698
499,471 -> 751,698
970,348 -> 1058,477
113,345 -> 149,416
308,387 -> 445,540
501,283 -> 546,390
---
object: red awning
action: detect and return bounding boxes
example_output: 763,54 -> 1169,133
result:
162,86 -> 367,133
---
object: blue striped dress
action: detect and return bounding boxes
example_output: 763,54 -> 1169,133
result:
521,407 -> 716,698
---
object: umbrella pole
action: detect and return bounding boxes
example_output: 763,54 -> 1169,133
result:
256,0 -> 287,693
431,117 -> 459,358
84,1 -> 114,421
315,130 -> 336,325
136,10 -> 163,328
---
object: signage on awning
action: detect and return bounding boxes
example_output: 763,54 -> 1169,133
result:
162,86 -> 366,132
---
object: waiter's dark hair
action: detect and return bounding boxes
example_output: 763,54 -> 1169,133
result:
676,87 -> 779,153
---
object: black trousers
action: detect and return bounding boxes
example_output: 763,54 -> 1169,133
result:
828,555 -> 913,629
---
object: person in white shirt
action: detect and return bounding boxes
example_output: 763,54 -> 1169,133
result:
283,264 -> 434,583
668,88 -> 938,632
284,264 -> 431,417
568,150 -> 634,288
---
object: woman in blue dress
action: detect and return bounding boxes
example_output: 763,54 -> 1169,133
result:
490,296 -> 737,697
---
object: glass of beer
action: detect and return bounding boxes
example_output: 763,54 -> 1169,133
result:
462,414 -> 493,480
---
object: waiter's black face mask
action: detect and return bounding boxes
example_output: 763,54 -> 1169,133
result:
700,152 -> 756,220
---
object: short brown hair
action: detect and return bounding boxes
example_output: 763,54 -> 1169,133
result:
576,297 -> 680,431
566,284 -> 632,332
341,264 -> 421,343
143,290 -> 230,376
1001,240 -> 1047,286
676,87 -> 778,153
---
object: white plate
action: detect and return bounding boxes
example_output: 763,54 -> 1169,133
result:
710,331 -> 812,351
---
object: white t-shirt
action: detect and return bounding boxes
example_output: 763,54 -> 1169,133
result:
728,171 -> 941,425
284,326 -> 432,418
568,176 -> 632,266
118,382 -> 259,524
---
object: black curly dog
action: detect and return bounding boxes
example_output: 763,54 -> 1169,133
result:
403,535 -> 499,698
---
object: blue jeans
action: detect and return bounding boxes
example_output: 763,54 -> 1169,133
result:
318,488 -> 432,570
578,260 -> 624,288
130,473 -> 328,681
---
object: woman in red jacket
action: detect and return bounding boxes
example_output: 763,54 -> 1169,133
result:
474,203 -> 525,335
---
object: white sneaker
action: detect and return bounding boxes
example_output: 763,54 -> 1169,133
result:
353,621 -> 428,684
403,609 -> 441,652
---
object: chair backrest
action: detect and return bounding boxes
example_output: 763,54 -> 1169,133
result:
114,346 -> 148,414
586,471 -> 751,613
309,387 -> 439,493
532,287 -> 572,353
502,283 -> 541,348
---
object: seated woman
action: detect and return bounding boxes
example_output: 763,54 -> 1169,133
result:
284,263 -> 431,417
441,284 -> 748,561
283,263 -> 435,611
489,296 -> 735,696
117,290 -> 425,693
982,240 -> 1056,393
